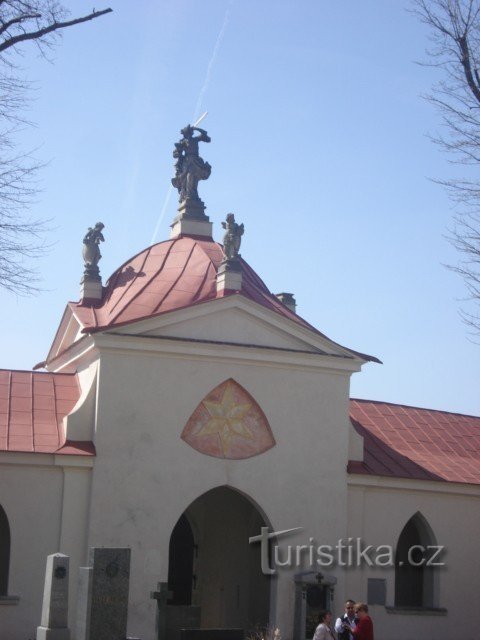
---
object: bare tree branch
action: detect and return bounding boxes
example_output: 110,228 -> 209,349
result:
0,8 -> 112,53
0,1 -> 112,295
413,0 -> 480,335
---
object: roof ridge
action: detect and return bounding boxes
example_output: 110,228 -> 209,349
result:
0,368 -> 76,376
350,397 -> 480,420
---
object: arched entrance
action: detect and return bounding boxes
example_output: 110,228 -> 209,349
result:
167,486 -> 271,637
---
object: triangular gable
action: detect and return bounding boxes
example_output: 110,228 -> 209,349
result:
42,305 -> 86,368
106,294 -> 369,362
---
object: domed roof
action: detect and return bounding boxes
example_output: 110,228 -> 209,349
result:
70,235 -> 312,333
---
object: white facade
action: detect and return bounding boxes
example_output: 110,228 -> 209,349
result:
1,277 -> 479,640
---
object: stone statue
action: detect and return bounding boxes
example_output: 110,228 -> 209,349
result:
82,222 -> 105,280
171,125 -> 211,203
221,213 -> 244,261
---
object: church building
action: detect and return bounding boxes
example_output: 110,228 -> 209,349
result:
0,126 -> 479,640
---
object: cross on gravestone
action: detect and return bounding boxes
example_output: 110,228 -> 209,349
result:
150,582 -> 172,640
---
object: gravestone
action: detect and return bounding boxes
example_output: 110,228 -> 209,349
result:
151,582 -> 172,640
36,553 -> 70,640
180,630 -> 244,640
76,547 -> 131,640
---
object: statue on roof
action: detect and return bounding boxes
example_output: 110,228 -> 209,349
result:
222,213 -> 244,261
82,222 -> 105,281
172,125 -> 211,204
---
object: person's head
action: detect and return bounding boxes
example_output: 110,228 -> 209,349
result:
181,125 -> 193,138
318,610 -> 332,625
354,603 -> 368,619
344,600 -> 356,616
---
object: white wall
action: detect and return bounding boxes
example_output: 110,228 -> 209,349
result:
86,341 -> 354,640
0,454 -> 92,640
345,478 -> 480,640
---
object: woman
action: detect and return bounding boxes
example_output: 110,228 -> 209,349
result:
313,610 -> 337,640
344,603 -> 374,640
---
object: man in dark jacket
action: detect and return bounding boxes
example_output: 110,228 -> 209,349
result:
335,600 -> 358,640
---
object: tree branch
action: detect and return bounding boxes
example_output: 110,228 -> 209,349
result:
0,7 -> 112,53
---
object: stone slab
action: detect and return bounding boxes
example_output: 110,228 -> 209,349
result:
166,605 -> 201,640
75,567 -> 92,640
36,627 -> 70,640
180,629 -> 244,640
89,547 -> 130,640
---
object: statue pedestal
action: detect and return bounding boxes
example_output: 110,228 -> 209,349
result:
79,278 -> 103,304
170,217 -> 213,239
216,259 -> 243,294
170,198 -> 213,239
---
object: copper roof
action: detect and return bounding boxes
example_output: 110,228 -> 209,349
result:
67,236 -> 378,362
70,236 -> 315,331
0,369 -> 93,456
349,399 -> 480,485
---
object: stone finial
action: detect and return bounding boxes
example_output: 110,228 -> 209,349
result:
170,124 -> 213,238
276,292 -> 297,313
217,213 -> 244,295
80,222 -> 104,303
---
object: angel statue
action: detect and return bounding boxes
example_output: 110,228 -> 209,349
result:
222,213 -> 244,261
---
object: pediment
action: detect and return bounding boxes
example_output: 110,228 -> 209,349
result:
110,295 -> 359,360
45,305 -> 85,365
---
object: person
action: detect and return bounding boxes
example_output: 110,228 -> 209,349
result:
335,600 -> 358,640
313,610 -> 336,640
345,603 -> 374,640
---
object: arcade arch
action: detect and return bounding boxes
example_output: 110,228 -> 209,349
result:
167,486 -> 271,635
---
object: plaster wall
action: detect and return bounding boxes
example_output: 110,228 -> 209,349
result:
345,480 -> 480,640
0,457 -> 92,639
87,344 -> 354,640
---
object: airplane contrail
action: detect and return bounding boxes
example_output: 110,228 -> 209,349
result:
192,1 -> 232,123
151,3 -> 233,244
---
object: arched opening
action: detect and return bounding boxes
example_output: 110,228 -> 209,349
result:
167,486 -> 271,638
0,505 -> 10,596
168,514 -> 195,605
395,512 -> 437,608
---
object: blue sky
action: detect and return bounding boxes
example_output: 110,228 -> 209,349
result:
1,0 -> 479,415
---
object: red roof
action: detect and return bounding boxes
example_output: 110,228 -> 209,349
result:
349,399 -> 480,485
68,236 -> 378,363
70,236 -> 314,332
0,369 -> 94,456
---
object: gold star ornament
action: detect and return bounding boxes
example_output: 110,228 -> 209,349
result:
181,379 -> 276,459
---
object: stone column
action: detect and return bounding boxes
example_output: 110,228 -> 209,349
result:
36,553 -> 70,640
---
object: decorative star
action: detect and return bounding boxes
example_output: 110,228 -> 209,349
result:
197,382 -> 254,456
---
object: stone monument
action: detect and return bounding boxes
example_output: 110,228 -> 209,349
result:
76,547 -> 131,640
80,222 -> 105,303
170,125 -> 213,238
150,582 -> 172,640
217,213 -> 245,294
36,553 -> 70,640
